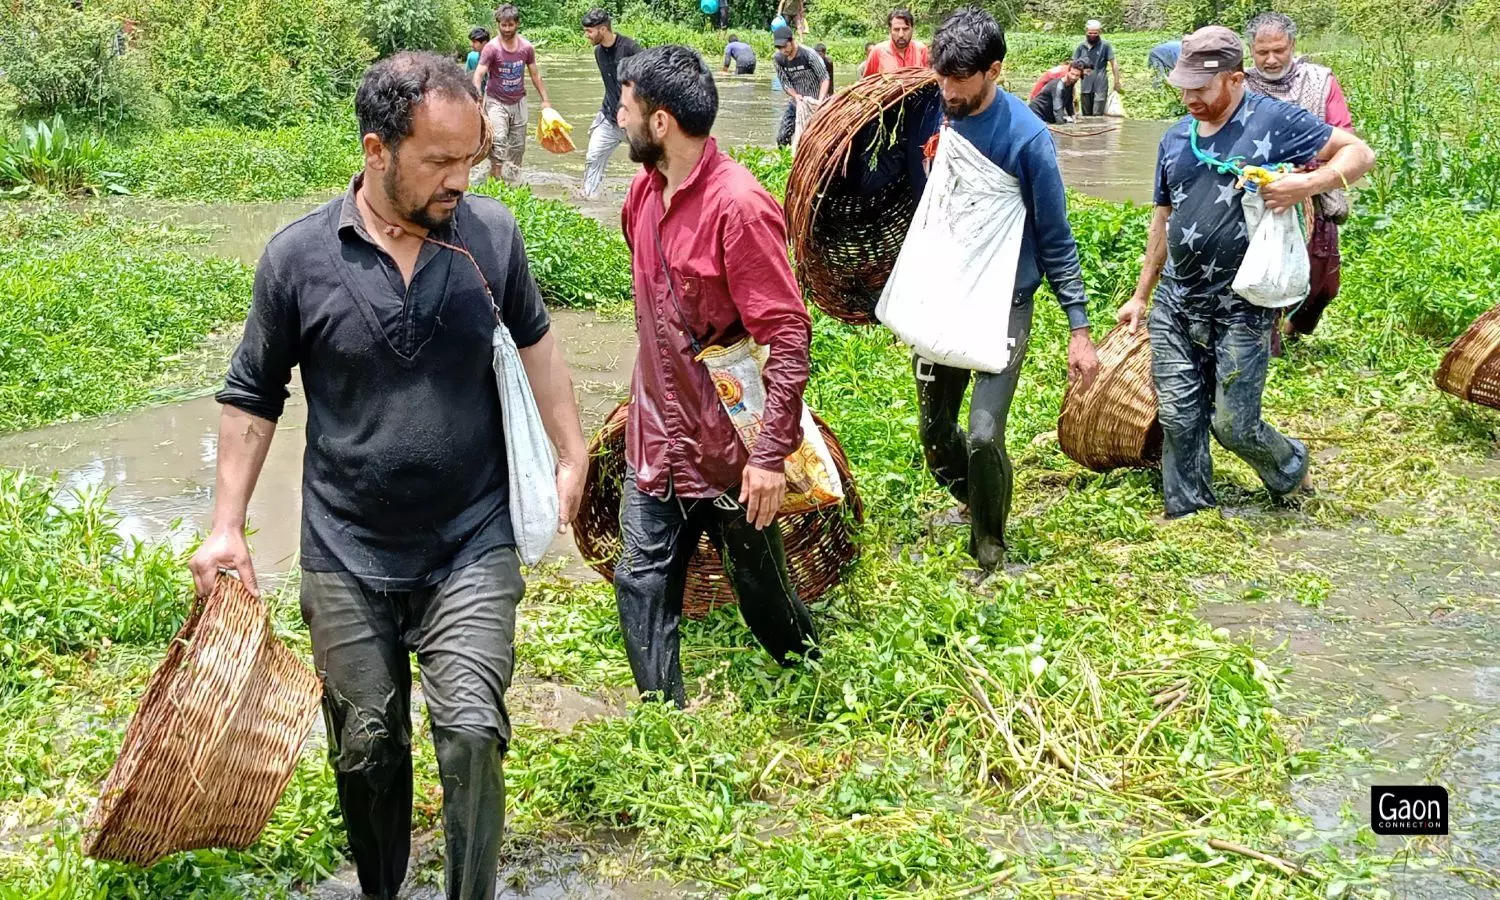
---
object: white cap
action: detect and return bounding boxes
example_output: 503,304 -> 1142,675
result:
1086,18 -> 1103,29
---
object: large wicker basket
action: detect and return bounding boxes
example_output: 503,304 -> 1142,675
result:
573,402 -> 863,619
785,69 -> 940,325
1059,325 -> 1162,472
1436,305 -> 1500,410
84,575 -> 323,868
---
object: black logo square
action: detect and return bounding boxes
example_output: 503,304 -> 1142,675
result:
1371,785 -> 1448,835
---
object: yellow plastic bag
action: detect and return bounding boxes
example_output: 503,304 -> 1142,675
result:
537,107 -> 575,154
696,339 -> 844,514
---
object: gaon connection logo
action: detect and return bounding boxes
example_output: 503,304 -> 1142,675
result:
1370,786 -> 1448,836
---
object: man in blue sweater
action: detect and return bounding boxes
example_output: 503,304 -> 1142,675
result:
906,7 -> 1099,572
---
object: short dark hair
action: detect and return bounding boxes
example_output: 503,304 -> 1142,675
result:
469,27 -> 490,42
494,4 -> 519,24
1068,59 -> 1089,71
356,52 -> 480,151
618,45 -> 717,138
582,7 -> 611,28
931,7 -> 1006,78
729,33 -> 739,42
888,7 -> 915,27
814,42 -> 827,53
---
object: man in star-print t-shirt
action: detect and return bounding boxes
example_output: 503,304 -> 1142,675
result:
1115,26 -> 1375,519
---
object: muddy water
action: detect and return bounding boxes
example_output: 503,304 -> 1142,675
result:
0,309 -> 635,581
1201,522 -> 1500,897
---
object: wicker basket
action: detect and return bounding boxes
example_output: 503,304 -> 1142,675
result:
785,69 -> 940,325
1058,325 -> 1162,472
573,402 -> 863,619
1436,305 -> 1500,410
84,575 -> 323,868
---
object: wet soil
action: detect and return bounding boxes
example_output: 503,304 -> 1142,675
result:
1201,515 -> 1500,898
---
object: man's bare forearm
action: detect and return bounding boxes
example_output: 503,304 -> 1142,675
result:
213,405 -> 278,531
518,332 -> 587,464
1131,206 -> 1171,303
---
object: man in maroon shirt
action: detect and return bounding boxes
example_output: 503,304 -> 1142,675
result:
613,45 -> 819,706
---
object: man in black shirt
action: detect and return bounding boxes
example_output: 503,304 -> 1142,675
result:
582,7 -> 641,198
190,52 -> 587,900
1029,60 -> 1085,123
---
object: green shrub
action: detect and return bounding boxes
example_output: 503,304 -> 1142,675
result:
0,2 -> 162,127
110,121 -> 362,201
366,0 -> 470,55
0,117 -> 128,198
107,0 -> 375,127
474,180 -> 633,309
729,145 -> 791,201
0,206 -> 252,432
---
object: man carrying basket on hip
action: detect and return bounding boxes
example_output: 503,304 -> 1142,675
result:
613,45 -> 820,707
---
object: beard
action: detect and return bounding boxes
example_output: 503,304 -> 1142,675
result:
1258,63 -> 1289,81
383,160 -> 462,231
626,126 -> 664,167
893,35 -> 910,49
1087,35 -> 1100,45
943,95 -> 983,120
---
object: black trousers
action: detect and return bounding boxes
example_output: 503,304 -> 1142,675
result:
613,474 -> 819,707
299,548 -> 523,900
776,100 -> 797,148
1080,90 -> 1108,116
914,302 -> 1034,570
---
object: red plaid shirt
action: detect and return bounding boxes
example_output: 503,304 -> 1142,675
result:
620,139 -> 811,499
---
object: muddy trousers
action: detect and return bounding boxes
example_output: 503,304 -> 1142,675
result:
914,301 -> 1033,571
1148,301 -> 1308,518
299,548 -> 524,900
613,475 -> 819,707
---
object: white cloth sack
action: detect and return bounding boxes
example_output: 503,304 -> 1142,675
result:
492,324 -> 558,565
1105,92 -> 1126,117
790,96 -> 823,155
1231,189 -> 1310,309
876,127 -> 1026,374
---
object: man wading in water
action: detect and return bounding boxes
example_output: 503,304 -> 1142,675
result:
906,7 -> 1100,574
1116,27 -> 1373,519
613,45 -> 819,706
581,7 -> 640,199
190,53 -> 587,900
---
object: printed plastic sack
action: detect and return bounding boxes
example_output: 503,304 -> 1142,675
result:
1231,189 -> 1310,309
875,127 -> 1026,374
790,96 -> 823,155
1105,92 -> 1126,118
492,324 -> 559,564
696,339 -> 844,514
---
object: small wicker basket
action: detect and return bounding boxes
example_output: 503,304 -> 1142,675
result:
84,575 -> 323,868
1058,325 -> 1163,472
785,69 -> 940,325
573,402 -> 863,619
1436,305 -> 1500,410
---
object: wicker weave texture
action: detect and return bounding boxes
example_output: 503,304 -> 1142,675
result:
785,69 -> 940,325
1058,325 -> 1162,472
1436,305 -> 1500,410
84,576 -> 323,868
573,403 -> 863,619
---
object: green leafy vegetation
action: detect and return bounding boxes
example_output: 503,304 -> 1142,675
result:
0,206 -> 251,432
474,179 -> 633,310
108,121 -> 362,202
2,15 -> 1499,900
0,117 -> 128,197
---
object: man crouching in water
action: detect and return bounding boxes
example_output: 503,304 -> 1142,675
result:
612,45 -> 820,706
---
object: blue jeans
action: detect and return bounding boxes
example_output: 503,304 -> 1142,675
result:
1148,301 -> 1307,518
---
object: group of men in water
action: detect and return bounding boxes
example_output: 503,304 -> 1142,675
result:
189,9 -> 1374,898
